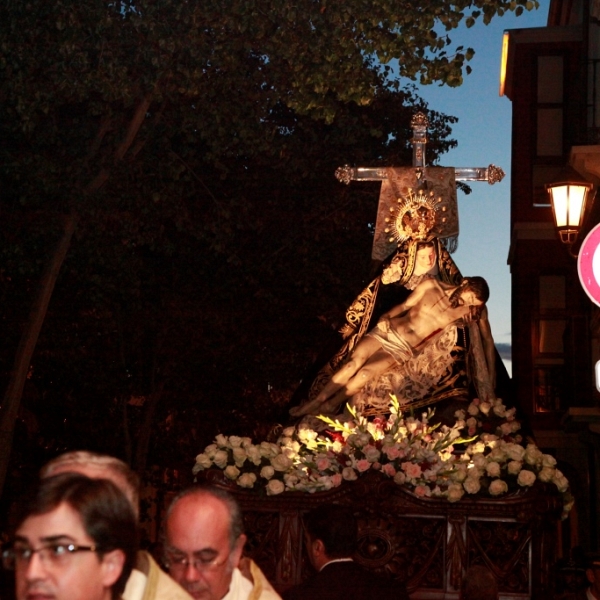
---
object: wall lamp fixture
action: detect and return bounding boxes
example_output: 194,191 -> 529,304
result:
546,165 -> 594,257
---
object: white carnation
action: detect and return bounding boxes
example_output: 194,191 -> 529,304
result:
266,479 -> 285,495
246,445 -> 262,466
505,444 -> 525,462
489,479 -> 508,496
463,478 -> 481,494
237,472 -> 257,488
537,467 -> 555,483
271,453 -> 293,472
486,461 -> 501,478
363,445 -> 381,463
393,471 -> 406,485
467,403 -> 480,416
524,444 -> 543,467
194,453 -> 213,470
552,469 -> 569,493
517,469 -> 536,487
215,434 -> 229,448
213,449 -> 229,469
259,441 -> 280,459
224,465 -> 240,480
204,444 -> 218,459
447,483 -> 464,503
507,460 -> 523,476
342,467 -> 358,481
232,447 -> 247,467
283,473 -> 299,487
472,453 -> 487,469
492,401 -> 507,418
451,464 -> 468,483
260,465 -> 275,480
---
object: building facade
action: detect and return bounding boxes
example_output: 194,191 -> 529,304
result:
503,0 -> 600,554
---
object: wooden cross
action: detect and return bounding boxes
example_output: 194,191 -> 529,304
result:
335,112 -> 505,185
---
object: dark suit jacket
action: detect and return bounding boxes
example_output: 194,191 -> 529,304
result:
282,560 -> 409,600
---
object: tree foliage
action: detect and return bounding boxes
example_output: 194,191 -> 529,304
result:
0,0 -> 537,497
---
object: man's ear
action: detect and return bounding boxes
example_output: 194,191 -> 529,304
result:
587,568 -> 597,585
230,534 -> 247,568
101,549 -> 126,588
312,538 -> 325,557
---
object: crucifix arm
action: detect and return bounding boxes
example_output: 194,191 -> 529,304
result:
335,165 -> 505,185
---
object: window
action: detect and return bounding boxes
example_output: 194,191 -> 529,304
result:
534,276 -> 566,412
536,55 -> 564,158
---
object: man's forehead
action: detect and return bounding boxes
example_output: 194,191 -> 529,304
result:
167,494 -> 231,547
17,502 -> 86,541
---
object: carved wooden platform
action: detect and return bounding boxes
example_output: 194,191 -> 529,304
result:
201,470 -> 563,599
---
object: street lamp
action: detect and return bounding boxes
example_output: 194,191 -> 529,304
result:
546,166 -> 593,251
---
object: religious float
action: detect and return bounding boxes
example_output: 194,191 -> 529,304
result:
193,114 -> 572,599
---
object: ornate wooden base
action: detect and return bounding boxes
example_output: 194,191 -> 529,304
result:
201,470 -> 563,599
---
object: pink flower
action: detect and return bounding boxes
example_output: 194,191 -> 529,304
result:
356,459 -> 371,472
316,457 -> 331,471
402,462 -> 422,479
372,417 -> 386,430
363,445 -> 381,463
414,485 -> 431,498
331,474 -> 343,487
382,463 -> 396,477
384,445 -> 401,460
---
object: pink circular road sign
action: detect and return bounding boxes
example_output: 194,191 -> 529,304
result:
578,223 -> 600,306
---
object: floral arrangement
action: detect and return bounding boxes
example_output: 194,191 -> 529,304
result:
192,396 -> 573,517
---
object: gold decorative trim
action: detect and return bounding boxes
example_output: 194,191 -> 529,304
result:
487,164 -> 505,185
335,164 -> 355,185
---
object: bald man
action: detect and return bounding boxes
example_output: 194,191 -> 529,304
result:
163,485 -> 280,600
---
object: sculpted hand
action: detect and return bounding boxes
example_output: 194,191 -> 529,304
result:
463,306 -> 478,324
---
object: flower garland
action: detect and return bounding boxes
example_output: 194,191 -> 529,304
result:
192,396 -> 573,517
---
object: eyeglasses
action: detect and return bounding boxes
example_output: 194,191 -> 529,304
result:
164,549 -> 230,574
2,543 -> 98,570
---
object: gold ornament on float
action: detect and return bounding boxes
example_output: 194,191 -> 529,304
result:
384,187 -> 447,245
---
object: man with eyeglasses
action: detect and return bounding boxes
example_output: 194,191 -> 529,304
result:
163,485 -> 281,600
40,450 -> 192,600
3,472 -> 137,600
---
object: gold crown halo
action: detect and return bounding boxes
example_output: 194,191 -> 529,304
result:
384,187 -> 447,245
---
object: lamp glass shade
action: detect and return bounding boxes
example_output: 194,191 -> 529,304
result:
549,184 -> 587,227
547,181 -> 590,244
